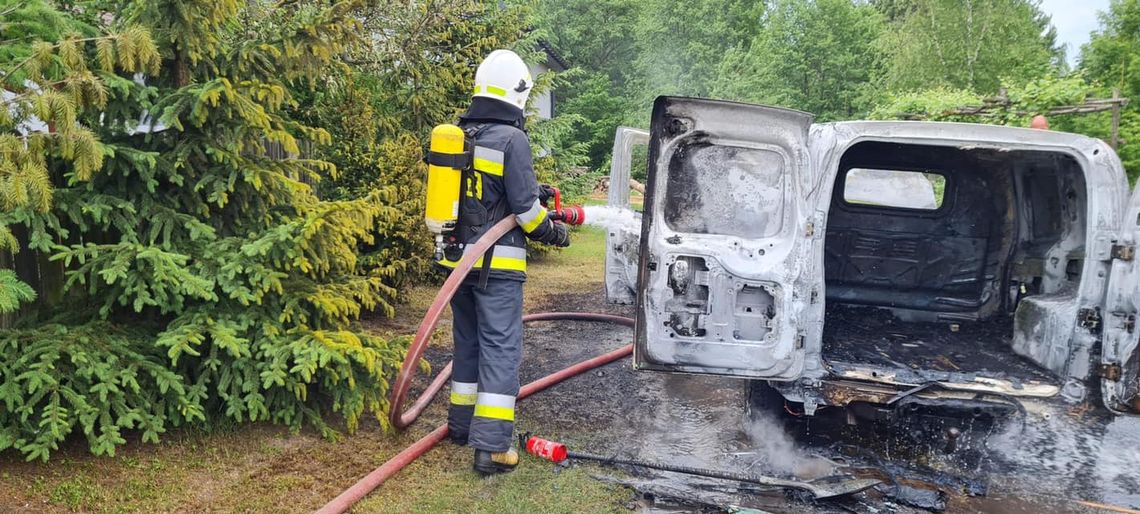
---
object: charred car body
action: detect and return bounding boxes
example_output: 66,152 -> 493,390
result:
605,97 -> 1140,419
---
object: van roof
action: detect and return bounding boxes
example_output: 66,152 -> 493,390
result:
823,120 -> 1110,153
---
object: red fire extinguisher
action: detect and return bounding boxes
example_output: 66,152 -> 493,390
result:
524,435 -> 568,463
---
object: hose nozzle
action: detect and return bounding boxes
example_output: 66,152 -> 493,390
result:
540,186 -> 585,226
549,205 -> 585,226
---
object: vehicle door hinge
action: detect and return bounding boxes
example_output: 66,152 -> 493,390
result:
1112,243 -> 1135,262
1098,363 -> 1123,381
1079,307 -> 1103,334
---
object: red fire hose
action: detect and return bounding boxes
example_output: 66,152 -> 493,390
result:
387,217 -> 519,431
318,216 -> 634,514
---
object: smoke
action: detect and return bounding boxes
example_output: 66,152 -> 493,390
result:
743,411 -> 836,480
581,205 -> 640,232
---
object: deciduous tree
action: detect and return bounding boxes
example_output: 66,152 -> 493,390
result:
712,0 -> 885,121
1081,0 -> 1140,182
878,0 -> 1062,93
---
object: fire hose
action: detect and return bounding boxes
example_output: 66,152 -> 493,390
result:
318,215 -> 634,514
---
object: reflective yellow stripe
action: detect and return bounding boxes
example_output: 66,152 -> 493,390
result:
474,404 -> 515,421
451,381 -> 477,405
474,392 -> 516,421
473,158 -> 504,176
474,85 -> 508,97
450,392 -> 477,405
516,199 -> 547,234
439,256 -> 527,272
472,146 -> 505,176
438,245 -> 526,272
519,208 -> 548,233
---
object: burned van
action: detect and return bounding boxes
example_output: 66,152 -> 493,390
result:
605,97 -> 1140,418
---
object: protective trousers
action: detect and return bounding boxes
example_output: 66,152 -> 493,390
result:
448,278 -> 523,452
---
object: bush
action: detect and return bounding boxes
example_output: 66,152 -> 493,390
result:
0,323 -> 194,461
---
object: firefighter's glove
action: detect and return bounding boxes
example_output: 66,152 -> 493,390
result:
549,222 -> 571,248
539,184 -> 556,205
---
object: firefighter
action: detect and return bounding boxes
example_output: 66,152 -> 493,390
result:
440,49 -> 571,475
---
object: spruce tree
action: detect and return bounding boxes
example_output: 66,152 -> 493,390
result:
2,0 -> 407,460
0,0 -> 159,314
0,0 -> 172,460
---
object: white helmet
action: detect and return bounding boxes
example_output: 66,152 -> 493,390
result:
473,49 -> 533,111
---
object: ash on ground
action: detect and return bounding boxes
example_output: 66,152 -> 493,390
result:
510,289 -> 1140,514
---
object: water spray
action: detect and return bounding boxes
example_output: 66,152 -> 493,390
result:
581,204 -> 641,231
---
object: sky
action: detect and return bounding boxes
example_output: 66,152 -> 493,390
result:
1040,0 -> 1111,65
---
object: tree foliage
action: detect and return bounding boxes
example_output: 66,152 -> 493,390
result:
536,0 -> 1124,180
534,0 -> 640,173
0,323 -> 194,461
297,1 -> 540,279
0,0 -> 414,461
872,74 -> 1097,123
1081,0 -> 1140,182
1,0 -> 588,461
0,0 -> 159,315
877,0 -> 1062,93
629,0 -> 764,102
712,0 -> 885,121
875,0 -> 1140,182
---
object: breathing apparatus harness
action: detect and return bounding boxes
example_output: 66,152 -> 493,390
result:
423,119 -> 584,288
425,123 -> 505,288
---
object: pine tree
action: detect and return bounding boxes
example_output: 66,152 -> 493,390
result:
2,0 -> 407,460
0,0 -> 159,313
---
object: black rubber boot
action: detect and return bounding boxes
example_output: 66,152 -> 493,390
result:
474,448 -> 519,476
449,433 -> 469,446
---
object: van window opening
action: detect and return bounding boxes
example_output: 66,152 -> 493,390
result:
843,168 -> 946,210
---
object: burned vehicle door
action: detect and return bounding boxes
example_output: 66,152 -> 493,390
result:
633,97 -> 815,380
1103,183 -> 1140,414
605,127 -> 649,305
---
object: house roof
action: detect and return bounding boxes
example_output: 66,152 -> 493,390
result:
537,39 -> 570,72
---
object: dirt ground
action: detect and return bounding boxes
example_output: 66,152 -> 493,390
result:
5,225 -> 1140,513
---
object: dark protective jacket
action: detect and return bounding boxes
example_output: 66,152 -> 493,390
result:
437,98 -> 564,281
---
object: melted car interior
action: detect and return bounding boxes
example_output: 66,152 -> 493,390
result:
822,141 -> 1087,383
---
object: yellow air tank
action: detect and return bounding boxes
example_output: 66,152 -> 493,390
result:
425,124 -> 466,234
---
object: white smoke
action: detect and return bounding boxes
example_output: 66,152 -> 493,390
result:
582,205 -> 640,232
743,412 -> 836,480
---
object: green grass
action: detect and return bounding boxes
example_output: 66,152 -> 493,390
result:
357,445 -> 628,513
1,226 -> 631,513
524,225 -> 608,308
